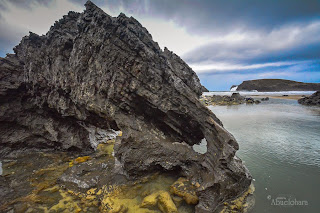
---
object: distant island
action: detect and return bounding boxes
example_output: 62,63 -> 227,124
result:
231,79 -> 320,92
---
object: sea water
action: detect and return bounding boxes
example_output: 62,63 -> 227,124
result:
203,91 -> 316,97
207,96 -> 320,213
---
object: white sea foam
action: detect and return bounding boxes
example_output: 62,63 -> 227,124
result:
203,91 -> 316,97
230,86 -> 238,91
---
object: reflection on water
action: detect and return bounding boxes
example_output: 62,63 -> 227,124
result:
209,98 -> 320,213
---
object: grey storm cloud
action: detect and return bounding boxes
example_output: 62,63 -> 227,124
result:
183,30 -> 320,65
1,0 -> 320,72
0,0 -> 51,9
182,19 -> 320,65
70,0 -> 320,69
1,0 -> 320,41
0,0 -> 80,55
83,0 -> 320,35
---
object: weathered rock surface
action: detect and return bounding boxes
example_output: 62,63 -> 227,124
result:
236,79 -> 320,91
298,91 -> 320,106
0,1 -> 251,212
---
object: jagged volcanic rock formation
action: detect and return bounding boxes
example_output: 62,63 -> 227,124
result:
0,1 -> 251,212
298,91 -> 320,106
235,79 -> 320,91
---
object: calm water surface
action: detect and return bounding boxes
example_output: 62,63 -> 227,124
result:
209,98 -> 320,213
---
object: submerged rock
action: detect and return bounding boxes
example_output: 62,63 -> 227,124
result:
298,91 -> 320,106
170,178 -> 199,205
0,1 -> 251,212
158,191 -> 178,213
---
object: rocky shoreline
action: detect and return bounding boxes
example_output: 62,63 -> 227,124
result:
200,93 -> 264,106
0,1 -> 252,213
298,91 -> 320,106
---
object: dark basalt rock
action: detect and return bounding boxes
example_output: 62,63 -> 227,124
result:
231,92 -> 243,100
236,79 -> 320,92
0,1 -> 251,212
201,85 -> 209,92
298,91 -> 320,106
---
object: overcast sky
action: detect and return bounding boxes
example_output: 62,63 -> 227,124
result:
1,0 -> 320,90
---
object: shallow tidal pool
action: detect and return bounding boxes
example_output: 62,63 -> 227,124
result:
0,139 -> 196,213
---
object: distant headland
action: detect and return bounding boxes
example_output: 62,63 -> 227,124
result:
231,79 -> 320,92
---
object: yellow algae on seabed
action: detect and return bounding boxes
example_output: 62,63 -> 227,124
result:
96,139 -> 115,156
99,175 -> 195,213
140,190 -> 178,212
157,191 -> 178,213
69,156 -> 92,167
140,191 -> 159,208
170,178 -> 199,205
39,189 -> 82,213
0,132 -> 195,213
220,183 -> 255,213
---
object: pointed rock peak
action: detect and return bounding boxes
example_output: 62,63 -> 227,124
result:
117,12 -> 132,25
85,0 -> 98,10
118,12 -> 127,18
84,0 -> 107,15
